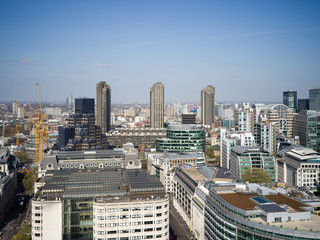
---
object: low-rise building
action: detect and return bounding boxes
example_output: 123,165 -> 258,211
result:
32,169 -> 169,240
147,152 -> 205,194
106,127 -> 166,148
220,130 -> 256,169
173,166 -> 235,229
39,143 -> 141,178
230,146 -> 276,181
205,183 -> 320,239
277,143 -> 320,189
156,124 -> 205,153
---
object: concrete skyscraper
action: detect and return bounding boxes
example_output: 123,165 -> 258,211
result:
283,90 -> 297,110
150,82 -> 164,128
201,85 -> 215,128
96,81 -> 111,133
309,87 -> 320,111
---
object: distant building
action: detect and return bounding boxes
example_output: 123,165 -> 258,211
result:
181,113 -> 196,124
220,130 -> 256,169
215,103 -> 230,117
234,102 -> 253,132
57,126 -> 75,151
45,107 -> 61,116
298,99 -> 309,112
150,82 -> 164,128
12,102 -> 24,119
106,127 -> 166,148
74,98 -> 94,115
262,104 -> 296,138
293,110 -> 320,152
230,146 -> 276,181
283,90 -> 297,110
309,87 -> 320,111
96,81 -> 111,133
66,95 -> 73,112
277,143 -> 320,188
252,103 -> 266,123
222,119 -> 235,129
156,124 -> 205,153
254,115 -> 277,155
201,85 -> 215,128
32,169 -> 169,240
60,113 -> 107,151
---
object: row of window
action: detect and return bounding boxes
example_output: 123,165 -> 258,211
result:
96,219 -> 166,227
60,162 -> 122,168
96,212 -> 167,220
96,226 -> 166,235
96,234 -> 166,240
96,205 -> 166,213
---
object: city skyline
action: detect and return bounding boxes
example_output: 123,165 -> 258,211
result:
1,1 -> 320,103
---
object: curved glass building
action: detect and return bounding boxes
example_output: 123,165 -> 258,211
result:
205,185 -> 320,240
156,124 -> 205,153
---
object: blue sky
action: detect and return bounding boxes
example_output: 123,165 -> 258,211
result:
1,0 -> 320,103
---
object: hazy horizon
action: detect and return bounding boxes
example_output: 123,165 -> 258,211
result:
1,1 -> 319,103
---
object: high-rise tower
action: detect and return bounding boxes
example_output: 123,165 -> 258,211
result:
201,85 -> 215,128
283,90 -> 297,110
150,82 -> 164,128
309,87 -> 320,111
96,81 -> 111,133
66,95 -> 73,112
74,98 -> 94,115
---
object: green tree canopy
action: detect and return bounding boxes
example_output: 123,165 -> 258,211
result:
241,168 -> 272,183
22,167 -> 38,194
17,150 -> 29,163
206,146 -> 215,158
15,222 -> 31,240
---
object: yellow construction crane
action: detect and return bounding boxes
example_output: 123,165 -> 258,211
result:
36,83 -> 46,161
14,83 -> 49,163
14,100 -> 39,162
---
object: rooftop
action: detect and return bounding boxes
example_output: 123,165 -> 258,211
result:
38,168 -> 165,200
218,192 -> 309,212
232,145 -> 268,155
164,152 -> 204,160
251,214 -> 320,232
167,124 -> 204,131
182,167 -> 209,182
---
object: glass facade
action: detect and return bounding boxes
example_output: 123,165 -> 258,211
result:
63,199 -> 93,240
204,189 -> 318,240
156,125 -> 205,153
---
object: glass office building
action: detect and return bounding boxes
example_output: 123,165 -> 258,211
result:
156,124 -> 205,153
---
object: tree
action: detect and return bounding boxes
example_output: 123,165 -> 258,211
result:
241,168 -> 272,183
22,167 -> 38,194
206,146 -> 215,159
15,222 -> 31,240
17,150 -> 29,163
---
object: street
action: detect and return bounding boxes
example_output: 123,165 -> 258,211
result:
169,201 -> 194,240
0,195 -> 31,240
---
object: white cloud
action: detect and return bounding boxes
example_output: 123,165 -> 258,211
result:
92,61 -> 103,67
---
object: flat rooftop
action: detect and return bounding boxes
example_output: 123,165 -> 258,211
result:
251,214 -> 320,232
182,168 -> 208,182
218,192 -> 309,212
39,169 -> 165,200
